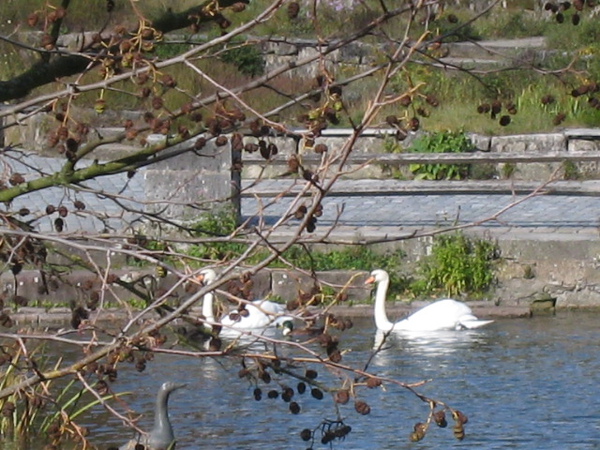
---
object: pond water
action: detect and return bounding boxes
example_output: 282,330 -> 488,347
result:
6,311 -> 600,449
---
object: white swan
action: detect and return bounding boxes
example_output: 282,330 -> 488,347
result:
365,269 -> 494,332
197,269 -> 291,332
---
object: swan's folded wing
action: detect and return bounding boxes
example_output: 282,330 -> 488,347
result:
458,315 -> 494,329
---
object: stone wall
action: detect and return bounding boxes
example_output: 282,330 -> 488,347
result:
241,128 -> 600,181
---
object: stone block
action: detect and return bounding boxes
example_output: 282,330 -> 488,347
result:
144,170 -> 233,220
490,133 -> 565,153
270,269 -> 370,303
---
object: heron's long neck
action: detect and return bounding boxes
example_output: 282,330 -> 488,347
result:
202,291 -> 215,324
374,278 -> 394,332
152,389 -> 174,443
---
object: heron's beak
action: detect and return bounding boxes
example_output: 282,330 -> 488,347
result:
365,276 -> 375,285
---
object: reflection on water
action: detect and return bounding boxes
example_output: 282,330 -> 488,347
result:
4,312 -> 600,449
373,328 -> 490,357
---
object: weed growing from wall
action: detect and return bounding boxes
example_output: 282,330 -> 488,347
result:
410,232 -> 499,298
408,131 -> 475,180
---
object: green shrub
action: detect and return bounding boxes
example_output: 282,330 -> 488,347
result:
410,232 -> 498,298
408,130 -> 475,180
220,42 -> 265,77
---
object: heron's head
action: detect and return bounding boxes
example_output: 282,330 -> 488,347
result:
161,382 -> 187,395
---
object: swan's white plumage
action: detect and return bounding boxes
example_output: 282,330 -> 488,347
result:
221,299 -> 289,329
365,269 -> 494,332
197,269 -> 291,333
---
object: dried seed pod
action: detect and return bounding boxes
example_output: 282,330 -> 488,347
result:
453,423 -> 465,440
27,13 -> 39,27
177,126 -> 190,139
386,115 -> 399,126
215,135 -> 228,147
152,96 -> 164,109
399,94 -> 412,107
54,218 -> 64,232
354,400 -> 371,415
499,115 -> 511,126
161,74 -> 176,88
260,371 -> 271,384
300,428 -> 312,441
334,389 -> 350,404
74,200 -> 86,210
297,382 -> 307,394
231,133 -> 244,152
282,386 -> 294,402
306,217 -> 316,233
2,401 -> 15,417
9,173 -> 25,186
553,112 -> 566,126
231,2 -> 247,13
416,107 -> 430,117
244,142 -> 259,153
366,377 -> 382,388
408,117 -> 420,131
288,1 -> 300,19
477,103 -> 491,114
253,387 -> 262,401
206,117 -> 221,136
58,206 -> 68,217
313,203 -> 323,218
305,369 -> 318,379
194,137 -> 207,150
314,143 -> 328,154
426,94 -> 440,107
433,410 -> 448,428
334,424 -> 351,438
289,402 -> 301,414
19,208 -> 30,216
452,410 -> 468,425
311,388 -> 324,400
41,33 -> 56,50
395,128 -> 408,141
267,390 -> 279,399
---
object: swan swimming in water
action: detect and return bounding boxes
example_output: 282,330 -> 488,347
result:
197,269 -> 291,333
365,269 -> 494,332
119,381 -> 186,450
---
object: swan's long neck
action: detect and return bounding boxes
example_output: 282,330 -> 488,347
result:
374,277 -> 395,332
202,291 -> 215,324
150,388 -> 174,446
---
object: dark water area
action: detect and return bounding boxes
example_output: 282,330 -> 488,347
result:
4,311 -> 600,449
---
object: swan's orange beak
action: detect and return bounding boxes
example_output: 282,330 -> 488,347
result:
365,276 -> 375,285
194,274 -> 205,285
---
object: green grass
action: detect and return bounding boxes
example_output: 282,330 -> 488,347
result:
3,2 -> 600,134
